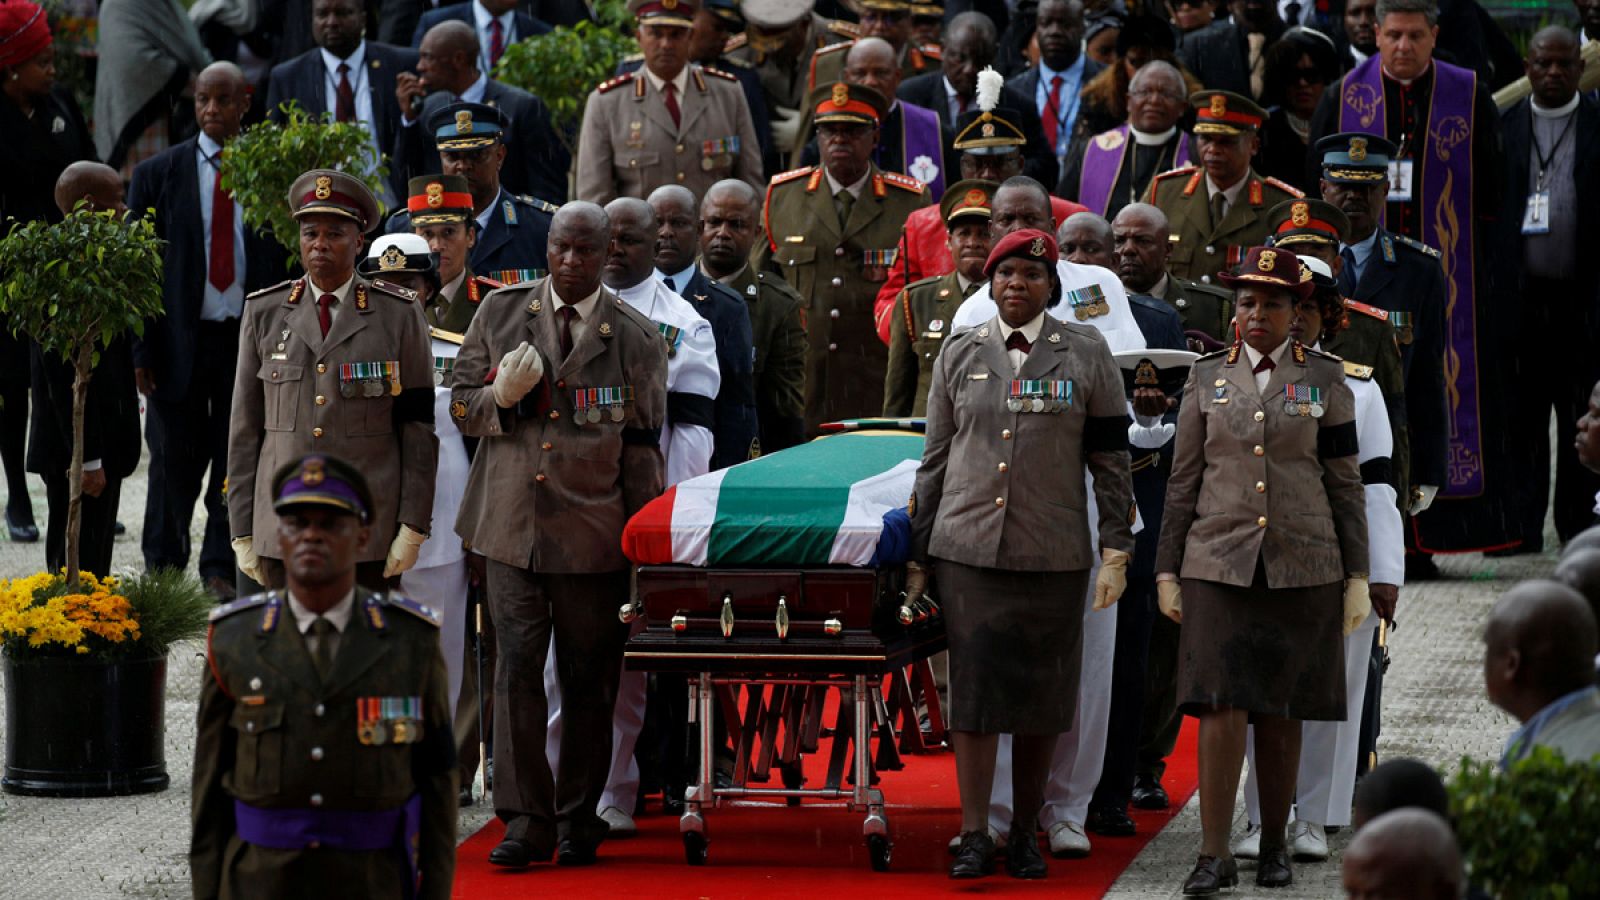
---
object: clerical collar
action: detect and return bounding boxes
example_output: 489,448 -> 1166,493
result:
1130,125 -> 1176,146
1532,94 -> 1581,118
1380,61 -> 1431,87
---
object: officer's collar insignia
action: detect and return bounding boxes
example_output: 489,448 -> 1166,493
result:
363,594 -> 386,631
259,594 -> 281,634
503,199 -> 518,225
314,176 -> 332,200
1349,137 -> 1367,161
599,322 -> 613,336
426,182 -> 444,208
1225,342 -> 1242,365
1292,341 -> 1306,364
302,458 -> 325,487
832,83 -> 850,107
455,110 -> 473,134
978,326 -> 990,337
1135,359 -> 1158,385
1291,202 -> 1309,227
530,298 -> 542,313
380,247 -> 407,271
354,283 -> 370,311
286,279 -> 306,305
1047,332 -> 1062,343
1257,250 -> 1277,273
746,284 -> 757,296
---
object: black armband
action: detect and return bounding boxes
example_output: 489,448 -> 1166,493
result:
1084,413 -> 1132,454
1359,457 -> 1392,486
1318,420 -> 1359,458
622,426 -> 663,447
667,391 -> 716,430
392,387 -> 435,425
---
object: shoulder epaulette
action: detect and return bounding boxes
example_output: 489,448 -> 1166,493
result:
516,194 -> 560,214
622,51 -> 643,62
770,166 -> 815,186
597,72 -> 635,94
702,65 -> 739,82
209,592 -> 273,623
431,326 -> 466,345
1393,233 -> 1441,258
475,274 -> 505,290
1305,345 -> 1342,361
383,592 -> 442,627
828,20 -> 859,38
1344,298 -> 1389,321
1183,279 -> 1234,299
905,274 -> 944,291
881,171 -> 925,193
1343,360 -> 1374,380
719,54 -> 752,69
815,40 -> 851,57
723,32 -> 747,52
916,44 -> 941,59
1263,175 -> 1305,198
247,279 -> 293,300
1150,164 -> 1198,184
1196,344 -> 1231,361
369,279 -> 419,301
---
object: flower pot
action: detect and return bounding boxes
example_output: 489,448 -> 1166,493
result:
2,651 -> 170,797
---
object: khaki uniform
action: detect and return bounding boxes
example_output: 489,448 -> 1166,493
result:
1145,166 -> 1304,286
191,591 -> 456,900
227,277 -> 437,562
1155,341 -> 1368,587
721,264 -> 808,453
806,39 -> 942,93
756,163 -> 930,432
725,16 -> 856,113
575,64 -> 763,205
1148,270 -> 1236,343
882,271 -> 976,417
1324,300 -> 1411,507
426,273 -> 502,334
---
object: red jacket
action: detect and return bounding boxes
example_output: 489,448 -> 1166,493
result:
873,195 -> 1087,344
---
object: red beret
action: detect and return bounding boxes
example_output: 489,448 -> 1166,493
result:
983,228 -> 1058,278
0,1 -> 51,70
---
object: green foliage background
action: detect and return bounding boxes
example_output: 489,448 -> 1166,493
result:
493,0 -> 634,155
1450,747 -> 1600,899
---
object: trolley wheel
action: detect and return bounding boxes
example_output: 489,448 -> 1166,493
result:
781,761 -> 804,807
683,830 -> 709,866
867,833 -> 892,872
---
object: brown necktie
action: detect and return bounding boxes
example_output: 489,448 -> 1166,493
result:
1210,192 -> 1227,228
310,617 -> 337,682
557,305 -> 578,358
317,293 -> 336,337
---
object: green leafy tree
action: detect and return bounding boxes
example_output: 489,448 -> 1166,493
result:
220,102 -> 389,263
0,208 -> 164,589
1450,747 -> 1600,899
493,0 -> 635,156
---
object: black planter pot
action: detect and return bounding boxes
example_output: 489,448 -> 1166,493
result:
2,651 -> 169,797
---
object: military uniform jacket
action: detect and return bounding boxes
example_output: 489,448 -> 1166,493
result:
427,272 -> 501,333
227,278 -> 438,562
1145,166 -> 1304,285
883,272 -> 974,417
757,164 -> 931,432
910,315 -> 1137,571
723,264 -> 807,454
451,278 -> 668,571
190,591 -> 456,900
575,64 -> 763,205
1149,271 -> 1236,344
807,39 -> 941,93
384,191 -> 556,280
1324,302 -> 1411,505
1155,341 -> 1368,589
725,15 -> 855,113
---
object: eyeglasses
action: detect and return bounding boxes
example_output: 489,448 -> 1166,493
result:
1129,89 -> 1186,102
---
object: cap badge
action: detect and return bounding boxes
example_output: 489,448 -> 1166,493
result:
663,0 -> 678,7
831,83 -> 849,108
981,122 -> 995,136
1030,237 -> 1046,256
455,110 -> 473,134
1299,261 -> 1313,282
965,188 -> 986,207
380,247 -> 407,270
1291,202 -> 1309,227
302,458 -> 325,487
426,182 -> 444,208
1258,249 -> 1277,272
1135,359 -> 1158,386
1209,94 -> 1226,118
314,176 -> 332,200
1349,136 -> 1367,161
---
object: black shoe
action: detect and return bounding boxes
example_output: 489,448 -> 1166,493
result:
113,520 -> 126,536
5,508 -> 37,543
1256,846 -> 1293,887
661,784 -> 686,815
1131,775 -> 1169,810
1004,828 -> 1048,879
557,838 -> 599,866
488,837 -> 536,868
949,830 -> 996,879
458,785 -> 474,807
1086,806 -> 1137,836
1181,855 -> 1239,895
1406,553 -> 1441,581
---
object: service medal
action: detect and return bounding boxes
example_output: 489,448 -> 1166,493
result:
1031,397 -> 1045,413
368,719 -> 389,745
1007,398 -> 1022,412
610,406 -> 625,422
701,156 -> 716,171
1298,401 -> 1311,416
391,719 -> 410,744
1311,402 -> 1324,418
1074,306 -> 1089,321
364,380 -> 383,398
434,371 -> 444,386
341,381 -> 357,399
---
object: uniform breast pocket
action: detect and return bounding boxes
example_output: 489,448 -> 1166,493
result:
773,245 -> 816,270
230,703 -> 285,795
258,363 -> 304,432
345,392 -> 394,437
625,151 -> 660,174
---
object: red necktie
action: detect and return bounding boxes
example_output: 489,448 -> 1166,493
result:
662,81 -> 681,129
1252,354 -> 1276,374
318,294 -> 336,337
489,18 -> 505,67
1042,74 -> 1064,150
207,157 -> 235,292
1005,331 -> 1032,354
336,62 -> 355,123
557,305 -> 578,358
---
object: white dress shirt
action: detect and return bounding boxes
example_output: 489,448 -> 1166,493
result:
613,276 -> 720,486
306,274 -> 358,328
320,42 -> 381,170
550,284 -> 602,346
1000,311 -> 1045,374
656,262 -> 698,295
196,131 -> 246,321
472,0 -> 517,73
1242,338 -> 1290,394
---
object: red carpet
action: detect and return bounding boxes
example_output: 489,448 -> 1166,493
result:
453,719 -> 1198,898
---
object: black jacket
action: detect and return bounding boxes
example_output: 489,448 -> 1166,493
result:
678,268 -> 759,470
409,2 -> 550,47
265,41 -> 421,163
1176,19 -> 1282,101
1494,95 -> 1600,306
27,337 -> 141,480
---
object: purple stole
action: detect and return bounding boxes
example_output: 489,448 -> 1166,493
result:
895,101 -> 947,201
1078,125 -> 1191,216
1338,57 -> 1483,498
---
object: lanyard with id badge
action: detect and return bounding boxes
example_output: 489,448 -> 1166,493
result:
1387,135 -> 1414,203
1523,113 -> 1576,236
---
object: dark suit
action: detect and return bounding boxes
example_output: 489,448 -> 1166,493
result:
1007,57 -> 1107,160
128,138 -> 290,582
1494,96 -> 1600,543
1176,19 -> 1282,101
409,2 -> 550,48
264,41 -> 420,172
897,71 -> 1060,190
675,268 -> 759,470
26,337 -> 141,578
389,78 -> 569,204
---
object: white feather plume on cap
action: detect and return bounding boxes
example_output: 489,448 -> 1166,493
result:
976,66 -> 1003,113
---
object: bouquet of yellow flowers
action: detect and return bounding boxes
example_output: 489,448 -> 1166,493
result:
0,569 -> 211,661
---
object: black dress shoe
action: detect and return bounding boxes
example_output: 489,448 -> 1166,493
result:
1086,806 -> 1137,836
661,785 -> 686,815
557,838 -> 599,866
1181,855 -> 1239,895
1406,553 -> 1441,581
1131,775 -> 1169,810
949,830 -> 996,879
1256,846 -> 1294,887
1005,828 -> 1048,879
458,786 -> 474,807
5,508 -> 37,543
113,520 -> 126,536
489,838 -> 535,868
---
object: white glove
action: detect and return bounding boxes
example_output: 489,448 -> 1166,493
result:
1094,548 -> 1130,610
771,105 -> 802,154
232,536 -> 263,586
1342,576 -> 1371,637
1411,484 -> 1439,514
1157,577 -> 1182,623
491,341 -> 544,408
383,525 -> 428,578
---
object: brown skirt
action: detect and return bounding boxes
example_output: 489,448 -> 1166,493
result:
938,560 -> 1090,734
1176,568 -> 1346,722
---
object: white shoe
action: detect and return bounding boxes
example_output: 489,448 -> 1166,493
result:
946,825 -> 1003,853
1232,823 -> 1262,860
1290,820 -> 1329,861
599,805 -> 637,837
1047,821 -> 1091,859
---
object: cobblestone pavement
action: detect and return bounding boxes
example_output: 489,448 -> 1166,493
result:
0,449 -> 1559,897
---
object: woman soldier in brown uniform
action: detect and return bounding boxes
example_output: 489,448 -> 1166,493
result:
906,229 -> 1137,880
1154,245 -> 1370,894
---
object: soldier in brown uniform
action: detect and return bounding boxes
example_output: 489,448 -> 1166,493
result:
228,170 -> 437,595
400,174 -> 504,332
757,82 -> 931,431
450,202 -> 668,868
1145,91 -> 1303,286
883,178 -> 995,416
575,0 -> 763,204
192,454 -> 457,900
807,0 -> 941,92
1111,202 -> 1236,346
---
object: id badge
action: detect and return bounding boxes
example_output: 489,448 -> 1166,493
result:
1521,191 -> 1551,235
1387,159 -> 1413,202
